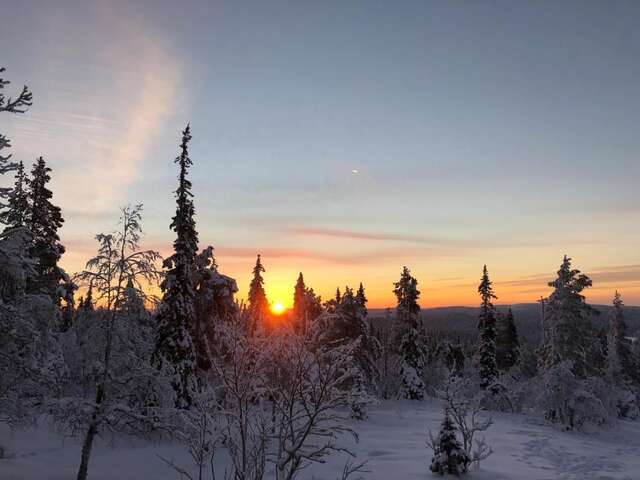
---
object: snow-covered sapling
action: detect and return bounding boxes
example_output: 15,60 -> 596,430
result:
428,407 -> 470,476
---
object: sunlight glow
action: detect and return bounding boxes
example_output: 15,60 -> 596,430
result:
271,301 -> 285,315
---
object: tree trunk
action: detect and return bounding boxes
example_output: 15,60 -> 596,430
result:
76,385 -> 104,480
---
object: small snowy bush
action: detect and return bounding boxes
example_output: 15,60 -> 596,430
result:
428,407 -> 470,476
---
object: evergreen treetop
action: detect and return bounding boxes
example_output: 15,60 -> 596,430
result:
26,156 -> 66,299
355,282 -> 368,318
542,255 -> 596,377
292,272 -> 307,334
248,254 -> 268,334
477,264 -> 497,330
496,308 -> 520,370
394,266 -> 420,322
0,161 -> 28,229
152,124 -> 199,408
429,407 -> 470,476
477,265 -> 498,390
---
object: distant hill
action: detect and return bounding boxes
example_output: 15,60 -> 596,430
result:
370,304 -> 640,342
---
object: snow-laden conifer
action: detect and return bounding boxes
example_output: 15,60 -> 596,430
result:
0,161 -> 28,229
541,255 -> 596,378
394,266 -> 426,400
152,125 -> 199,408
248,254 -> 268,335
429,407 -> 470,475
606,291 -> 632,384
26,156 -> 66,300
496,308 -> 520,371
477,265 -> 498,391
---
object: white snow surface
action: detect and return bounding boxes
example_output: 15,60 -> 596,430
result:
2,399 -> 639,479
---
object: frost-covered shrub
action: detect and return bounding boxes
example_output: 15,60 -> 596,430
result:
0,228 -> 34,302
514,342 -> 538,379
422,362 -> 451,398
615,388 -> 639,419
540,361 -> 614,429
0,293 -> 66,424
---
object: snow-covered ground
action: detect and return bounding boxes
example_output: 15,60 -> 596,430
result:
2,399 -> 639,479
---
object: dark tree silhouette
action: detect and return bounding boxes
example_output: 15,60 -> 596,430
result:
152,124 -> 199,409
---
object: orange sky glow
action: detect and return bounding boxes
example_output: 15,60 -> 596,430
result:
5,2 -> 640,310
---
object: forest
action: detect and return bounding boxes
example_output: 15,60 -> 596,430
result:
1,67 -> 639,480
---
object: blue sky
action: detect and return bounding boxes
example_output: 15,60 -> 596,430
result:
2,0 -> 640,306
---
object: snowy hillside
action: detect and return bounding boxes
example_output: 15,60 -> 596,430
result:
3,399 -> 639,480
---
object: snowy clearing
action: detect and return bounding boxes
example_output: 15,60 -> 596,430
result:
2,399 -> 639,480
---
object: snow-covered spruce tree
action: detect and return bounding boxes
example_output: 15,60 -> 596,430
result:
312,285 -> 380,417
0,288 -> 66,425
69,204 -> 164,480
496,308 -> 520,371
535,257 -> 619,428
0,68 -> 32,293
26,156 -> 66,300
291,272 -> 324,335
152,124 -> 200,408
373,308 -> 403,399
303,284 -> 323,325
0,161 -> 28,230
394,266 -> 426,400
0,67 -> 32,209
428,407 -> 470,476
59,275 -> 77,332
0,69 -> 66,425
248,254 -> 268,336
122,278 -> 147,317
193,245 -> 239,363
606,291 -> 632,384
541,255 -> 597,378
436,376 -> 494,469
476,265 -> 498,391
355,282 -> 367,317
292,272 -> 307,334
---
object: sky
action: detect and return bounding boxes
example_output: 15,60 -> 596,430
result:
2,0 -> 640,308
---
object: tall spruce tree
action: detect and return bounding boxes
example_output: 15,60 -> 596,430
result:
477,265 -> 498,390
355,282 -> 368,318
152,124 -> 199,408
606,291 -> 631,383
247,254 -> 268,335
26,156 -> 66,299
292,272 -> 307,334
496,308 -> 520,371
542,255 -> 596,378
0,161 -> 28,229
394,266 -> 425,400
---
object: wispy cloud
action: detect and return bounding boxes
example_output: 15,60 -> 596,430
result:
288,226 -> 602,250
290,227 -> 441,244
6,3 -> 184,210
215,245 -> 452,265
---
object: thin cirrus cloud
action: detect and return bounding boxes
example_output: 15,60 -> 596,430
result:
215,245 -> 450,266
288,226 -> 602,250
290,227 -> 441,244
5,3 -> 184,212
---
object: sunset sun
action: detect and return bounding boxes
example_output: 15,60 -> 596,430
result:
271,302 -> 285,315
